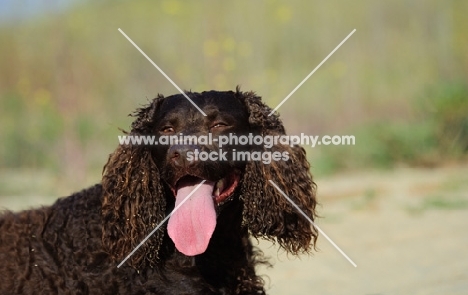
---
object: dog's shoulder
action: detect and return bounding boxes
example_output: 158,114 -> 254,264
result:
50,184 -> 103,222
52,184 -> 103,208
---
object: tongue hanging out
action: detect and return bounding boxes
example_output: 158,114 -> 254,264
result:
167,178 -> 217,256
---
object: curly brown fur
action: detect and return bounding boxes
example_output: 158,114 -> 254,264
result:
0,88 -> 317,294
238,90 -> 318,253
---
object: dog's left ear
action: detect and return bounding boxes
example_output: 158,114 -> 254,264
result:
101,95 -> 166,268
236,89 -> 318,254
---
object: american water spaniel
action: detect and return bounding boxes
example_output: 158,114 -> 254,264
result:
0,88 -> 318,294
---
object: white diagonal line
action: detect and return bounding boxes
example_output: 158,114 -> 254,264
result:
268,180 -> 357,267
268,29 -> 356,116
118,28 -> 207,116
117,180 -> 206,268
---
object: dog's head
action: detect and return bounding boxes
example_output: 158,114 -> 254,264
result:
102,88 -> 318,268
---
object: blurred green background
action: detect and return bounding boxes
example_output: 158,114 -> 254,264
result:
1,0 -> 467,197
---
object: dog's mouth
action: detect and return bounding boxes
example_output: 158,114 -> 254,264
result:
167,171 -> 240,256
171,172 -> 240,205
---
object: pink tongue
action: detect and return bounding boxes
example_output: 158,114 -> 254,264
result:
167,181 -> 216,256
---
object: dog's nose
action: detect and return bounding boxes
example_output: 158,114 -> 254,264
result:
168,145 -> 199,168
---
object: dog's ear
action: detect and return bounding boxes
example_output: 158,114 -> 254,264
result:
237,89 -> 318,254
101,95 -> 166,268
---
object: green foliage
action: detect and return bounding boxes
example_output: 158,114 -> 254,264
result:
418,82 -> 468,156
406,195 -> 468,214
0,91 -> 63,168
313,81 -> 468,175
315,119 -> 437,173
422,195 -> 468,210
1,0 -> 468,181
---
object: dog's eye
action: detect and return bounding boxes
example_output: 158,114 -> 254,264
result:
161,126 -> 175,133
211,122 -> 228,130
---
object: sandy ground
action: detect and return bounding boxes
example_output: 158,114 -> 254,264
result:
1,166 -> 467,294
258,166 -> 468,295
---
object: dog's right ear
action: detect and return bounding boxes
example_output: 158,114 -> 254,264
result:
236,89 -> 318,255
101,95 -> 167,269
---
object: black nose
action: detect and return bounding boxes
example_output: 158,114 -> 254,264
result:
168,144 -> 200,168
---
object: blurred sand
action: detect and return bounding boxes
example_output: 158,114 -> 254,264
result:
1,166 -> 467,294
258,166 -> 468,295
